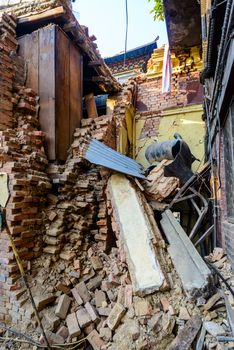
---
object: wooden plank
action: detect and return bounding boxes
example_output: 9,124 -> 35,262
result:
55,26 -> 70,161
18,6 -> 65,26
85,93 -> 98,119
168,315 -> 202,350
18,31 -> 39,93
39,25 -> 56,160
88,60 -> 103,67
69,42 -> 82,145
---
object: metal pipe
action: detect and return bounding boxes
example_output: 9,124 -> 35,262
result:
200,0 -> 217,82
171,193 -> 197,204
209,0 -> 233,118
190,198 -> 201,215
195,224 -> 214,247
189,187 -> 209,240
168,174 -> 198,209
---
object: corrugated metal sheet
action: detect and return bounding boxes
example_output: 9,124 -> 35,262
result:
83,139 -> 146,179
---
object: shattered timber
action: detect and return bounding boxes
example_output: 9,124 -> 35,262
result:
0,0 -> 234,350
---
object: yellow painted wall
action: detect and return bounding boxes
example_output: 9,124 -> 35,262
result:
135,105 -> 205,172
117,105 -> 135,157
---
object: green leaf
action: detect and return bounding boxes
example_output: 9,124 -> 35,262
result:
148,0 -> 164,21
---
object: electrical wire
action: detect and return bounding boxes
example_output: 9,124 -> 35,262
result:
0,324 -> 42,345
0,337 -> 44,347
217,0 -> 228,7
0,335 -> 87,349
123,0 -> 128,67
204,259 -> 234,297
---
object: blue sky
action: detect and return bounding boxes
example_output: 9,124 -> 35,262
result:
72,0 -> 168,58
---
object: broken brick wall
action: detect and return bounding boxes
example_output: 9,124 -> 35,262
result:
133,46 -> 205,169
0,0 -> 72,16
0,13 -> 51,325
135,76 -> 205,170
136,71 -> 203,113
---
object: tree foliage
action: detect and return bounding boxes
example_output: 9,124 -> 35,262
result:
148,0 -> 164,21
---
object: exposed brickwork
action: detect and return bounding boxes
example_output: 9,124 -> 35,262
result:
0,12 -> 16,129
136,111 -> 162,140
136,71 -> 203,112
0,13 -> 51,325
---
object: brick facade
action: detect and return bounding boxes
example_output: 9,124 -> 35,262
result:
136,71 -> 203,112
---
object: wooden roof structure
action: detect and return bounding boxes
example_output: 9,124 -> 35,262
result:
0,0 -> 121,94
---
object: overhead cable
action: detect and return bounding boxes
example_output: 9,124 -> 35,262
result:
124,0 -> 128,67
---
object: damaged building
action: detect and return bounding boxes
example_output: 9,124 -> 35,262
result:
0,0 -> 233,349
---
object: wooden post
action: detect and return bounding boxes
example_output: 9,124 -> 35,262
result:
85,93 -> 98,119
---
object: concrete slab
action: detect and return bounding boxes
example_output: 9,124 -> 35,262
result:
108,174 -> 165,296
161,209 -> 212,298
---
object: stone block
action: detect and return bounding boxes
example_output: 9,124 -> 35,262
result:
55,294 -> 71,319
90,256 -> 103,270
66,312 -> 81,337
34,294 -> 55,312
107,303 -> 126,330
95,289 -> 106,308
56,326 -> 69,340
134,299 -> 152,317
87,276 -> 102,291
75,282 -> 91,303
71,287 -> 83,306
76,307 -> 92,328
85,302 -> 99,322
97,307 -> 111,317
87,329 -> 105,350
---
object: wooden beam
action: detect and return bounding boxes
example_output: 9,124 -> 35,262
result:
84,93 -> 98,119
18,6 -> 65,26
88,60 -> 103,67
84,76 -> 109,83
168,315 -> 202,350
63,21 -> 77,32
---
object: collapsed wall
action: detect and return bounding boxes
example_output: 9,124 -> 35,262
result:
0,13 -> 51,325
0,9 -> 233,350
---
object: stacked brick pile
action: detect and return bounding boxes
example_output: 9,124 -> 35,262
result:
24,222 -> 234,349
0,13 -> 51,325
42,114 -> 116,259
0,90 -> 51,325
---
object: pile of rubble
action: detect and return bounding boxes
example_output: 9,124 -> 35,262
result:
17,231 -> 234,350
9,112 -> 232,350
